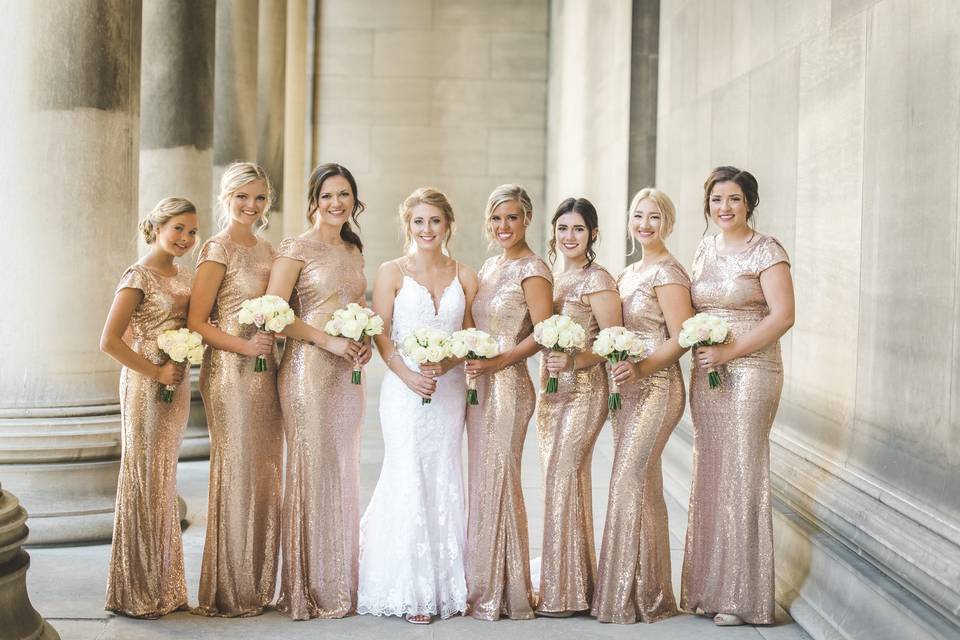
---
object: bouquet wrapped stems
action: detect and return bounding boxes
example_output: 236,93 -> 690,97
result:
545,354 -> 561,394
157,382 -> 176,403
705,359 -> 722,389
466,373 -> 479,405
255,330 -> 271,373
605,352 -> 627,411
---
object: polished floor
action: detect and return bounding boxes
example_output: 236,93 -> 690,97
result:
26,356 -> 811,639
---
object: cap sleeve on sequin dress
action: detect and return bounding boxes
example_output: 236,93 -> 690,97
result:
276,237 -> 307,263
116,265 -> 150,295
652,259 -> 691,289
582,265 -> 617,297
519,256 -> 553,285
197,238 -> 230,267
754,236 -> 790,274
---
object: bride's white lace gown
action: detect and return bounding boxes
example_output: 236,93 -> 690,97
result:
357,267 -> 468,619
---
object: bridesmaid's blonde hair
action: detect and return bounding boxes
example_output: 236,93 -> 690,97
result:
626,187 -> 676,256
399,187 -> 456,254
140,197 -> 197,244
216,162 -> 275,230
483,184 -> 533,247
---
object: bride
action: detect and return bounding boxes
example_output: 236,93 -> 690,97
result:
357,187 -> 479,623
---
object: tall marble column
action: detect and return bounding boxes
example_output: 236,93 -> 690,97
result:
0,1 -> 141,544
140,0 -> 216,461
257,0 -> 286,243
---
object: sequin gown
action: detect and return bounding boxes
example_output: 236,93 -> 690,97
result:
275,237 -> 366,620
194,234 -> 283,617
592,257 -> 689,623
105,264 -> 191,618
465,254 -> 552,620
680,234 -> 790,625
534,264 -> 616,614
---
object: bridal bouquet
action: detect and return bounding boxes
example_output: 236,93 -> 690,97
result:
238,294 -> 295,371
324,302 -> 384,384
533,314 -> 586,393
156,328 -> 204,403
678,312 -> 730,389
592,327 -> 645,411
448,328 -> 500,405
401,327 -> 451,404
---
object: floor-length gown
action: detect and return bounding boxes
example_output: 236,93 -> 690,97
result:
357,263 -> 468,619
465,253 -> 552,621
274,237 -> 366,619
194,234 -> 283,617
592,257 -> 689,623
534,263 -> 616,614
105,264 -> 191,618
680,234 -> 790,625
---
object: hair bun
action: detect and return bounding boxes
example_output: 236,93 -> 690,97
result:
139,218 -> 156,244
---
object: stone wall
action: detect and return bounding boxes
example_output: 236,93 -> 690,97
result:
656,1 -> 960,637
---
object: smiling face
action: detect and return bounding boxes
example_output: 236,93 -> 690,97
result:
408,202 -> 449,252
488,199 -> 527,251
155,212 -> 199,257
554,211 -> 592,261
313,175 -> 355,230
228,179 -> 269,228
708,180 -> 750,232
630,197 -> 666,250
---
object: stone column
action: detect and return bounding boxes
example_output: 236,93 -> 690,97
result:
0,1 -> 141,544
281,0 -> 311,239
140,0 -> 216,460
257,0 -> 286,244
212,0 -> 260,208
0,482 -> 58,639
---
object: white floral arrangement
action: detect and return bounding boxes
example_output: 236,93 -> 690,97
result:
591,326 -> 645,410
678,312 -> 730,389
401,327 -> 451,404
238,294 -> 296,371
533,314 -> 587,393
448,328 -> 500,405
324,302 -> 385,384
156,328 -> 204,403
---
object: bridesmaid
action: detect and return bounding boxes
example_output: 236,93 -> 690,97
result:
592,188 -> 693,623
100,198 -> 198,618
681,166 -> 795,626
187,162 -> 283,617
266,163 -> 371,620
535,197 -> 621,617
463,184 -> 553,621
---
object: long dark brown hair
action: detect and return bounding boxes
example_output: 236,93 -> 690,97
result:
548,197 -> 599,267
703,165 -> 760,234
307,163 -> 365,251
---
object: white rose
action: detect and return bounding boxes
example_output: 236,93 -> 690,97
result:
238,308 -> 254,325
168,342 -> 189,362
265,317 -> 286,333
186,332 -> 202,348
539,325 -> 559,347
187,345 -> 204,365
426,344 -> 445,362
613,332 -> 633,352
412,345 -> 429,364
365,315 -> 384,336
341,319 -> 363,341
324,318 -> 341,336
450,340 -> 469,358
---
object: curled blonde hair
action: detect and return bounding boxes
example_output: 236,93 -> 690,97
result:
627,187 -> 676,256
140,197 -> 197,244
216,162 -> 275,230
483,184 -> 533,247
399,187 -> 455,253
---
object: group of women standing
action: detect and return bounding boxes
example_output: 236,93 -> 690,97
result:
99,160 -> 794,628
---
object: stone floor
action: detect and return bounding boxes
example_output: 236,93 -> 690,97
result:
25,357 -> 811,640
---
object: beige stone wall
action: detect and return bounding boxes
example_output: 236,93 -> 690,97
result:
657,0 -> 960,636
310,0 -> 549,282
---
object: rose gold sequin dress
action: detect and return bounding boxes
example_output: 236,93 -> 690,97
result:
535,263 -> 617,614
193,234 -> 283,617
681,234 -> 790,625
466,254 -> 552,620
274,237 -> 366,620
592,257 -> 690,624
105,264 -> 191,618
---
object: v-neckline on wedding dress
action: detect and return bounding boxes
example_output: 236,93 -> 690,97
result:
402,274 -> 460,317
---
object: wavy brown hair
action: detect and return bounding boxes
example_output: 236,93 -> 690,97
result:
307,163 -> 366,252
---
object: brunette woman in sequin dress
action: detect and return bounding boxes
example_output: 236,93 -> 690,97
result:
100,198 -> 198,618
592,188 -> 693,624
187,163 -> 283,617
681,166 -> 795,626
534,198 -> 621,617
462,184 -> 553,620
266,163 -> 372,619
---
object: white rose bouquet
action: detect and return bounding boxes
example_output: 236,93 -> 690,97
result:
324,302 -> 385,384
156,328 -> 204,403
238,294 -> 295,372
591,326 -> 645,410
678,312 -> 730,389
533,314 -> 587,393
400,327 -> 451,404
448,328 -> 500,405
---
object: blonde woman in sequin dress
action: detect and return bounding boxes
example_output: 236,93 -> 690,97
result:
534,197 -> 621,617
100,198 -> 198,618
462,184 -> 553,621
681,166 -> 795,626
266,163 -> 372,619
357,187 -> 479,624
187,163 -> 284,617
592,188 -> 693,624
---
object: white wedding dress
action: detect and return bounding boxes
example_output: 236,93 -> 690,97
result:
357,267 -> 468,619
